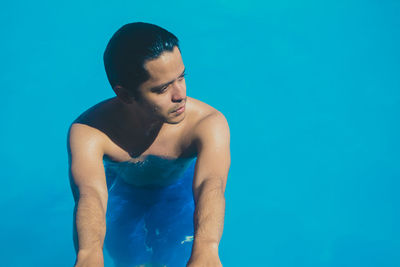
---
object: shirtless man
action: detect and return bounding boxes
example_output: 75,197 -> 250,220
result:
67,22 -> 230,267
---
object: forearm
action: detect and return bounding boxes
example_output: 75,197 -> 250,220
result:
74,192 -> 107,253
192,180 -> 226,253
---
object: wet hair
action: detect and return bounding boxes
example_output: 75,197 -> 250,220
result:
103,22 -> 180,95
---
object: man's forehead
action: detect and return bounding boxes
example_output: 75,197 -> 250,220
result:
145,47 -> 182,69
143,46 -> 184,82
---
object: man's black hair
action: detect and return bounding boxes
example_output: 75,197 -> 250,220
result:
103,22 -> 180,95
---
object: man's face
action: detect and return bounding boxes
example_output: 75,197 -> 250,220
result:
137,46 -> 187,124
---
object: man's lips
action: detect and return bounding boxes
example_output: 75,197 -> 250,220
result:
172,104 -> 185,113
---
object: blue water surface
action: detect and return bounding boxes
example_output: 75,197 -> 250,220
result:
1,0 -> 399,266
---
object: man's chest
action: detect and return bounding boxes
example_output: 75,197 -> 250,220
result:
103,122 -> 197,164
102,125 -> 198,187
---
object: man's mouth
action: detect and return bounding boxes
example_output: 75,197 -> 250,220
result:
172,104 -> 185,113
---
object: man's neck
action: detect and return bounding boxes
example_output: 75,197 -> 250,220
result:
115,97 -> 165,136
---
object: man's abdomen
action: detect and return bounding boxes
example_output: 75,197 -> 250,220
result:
104,159 -> 196,267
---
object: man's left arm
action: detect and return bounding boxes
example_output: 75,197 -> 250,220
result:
188,111 -> 230,266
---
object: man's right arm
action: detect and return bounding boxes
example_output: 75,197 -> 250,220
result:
67,123 -> 108,267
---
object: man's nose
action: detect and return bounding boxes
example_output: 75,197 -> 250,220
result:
171,81 -> 186,102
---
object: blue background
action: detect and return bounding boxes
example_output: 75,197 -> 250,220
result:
1,0 -> 399,266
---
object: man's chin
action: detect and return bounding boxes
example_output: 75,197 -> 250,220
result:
165,113 -> 186,124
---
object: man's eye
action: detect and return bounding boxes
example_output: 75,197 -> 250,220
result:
157,86 -> 168,93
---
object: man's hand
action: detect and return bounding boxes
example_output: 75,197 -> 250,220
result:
75,247 -> 104,267
187,242 -> 223,267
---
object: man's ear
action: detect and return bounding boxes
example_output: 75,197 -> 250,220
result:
113,85 -> 135,104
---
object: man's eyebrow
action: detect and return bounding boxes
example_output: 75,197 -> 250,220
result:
151,68 -> 186,90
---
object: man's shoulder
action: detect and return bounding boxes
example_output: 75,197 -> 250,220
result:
187,97 -> 229,139
187,97 -> 226,122
68,122 -> 106,140
67,98 -> 117,154
68,97 -> 118,145
67,122 -> 108,154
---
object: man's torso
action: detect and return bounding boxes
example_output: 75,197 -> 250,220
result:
72,96 -> 216,186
